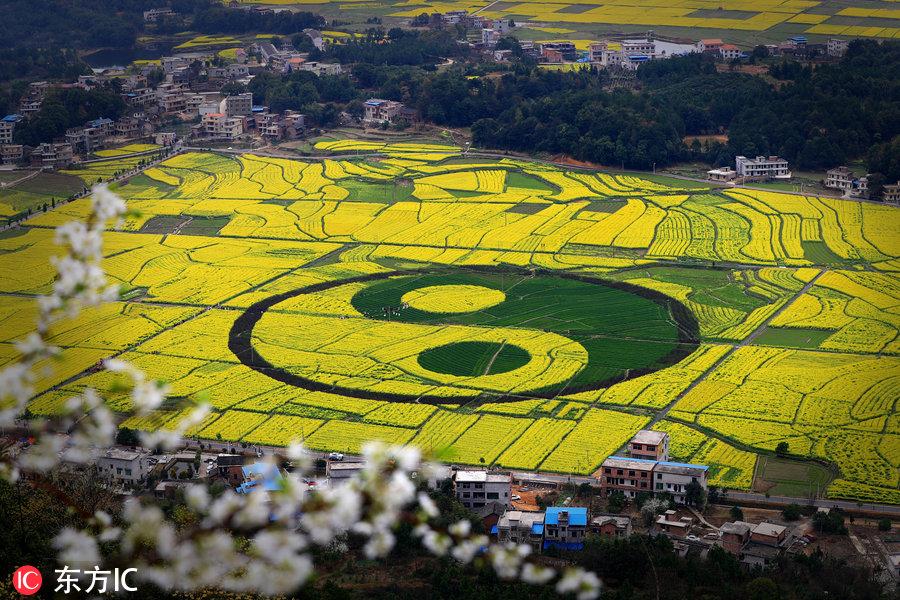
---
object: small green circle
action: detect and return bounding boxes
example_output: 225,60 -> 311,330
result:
417,341 -> 531,377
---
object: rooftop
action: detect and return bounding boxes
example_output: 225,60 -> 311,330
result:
104,448 -> 146,461
455,470 -> 511,483
631,430 -> 666,445
592,515 -> 631,527
545,506 -> 588,527
720,521 -> 752,536
602,456 -> 658,470
655,460 -> 709,475
499,510 -> 545,528
752,522 -> 787,537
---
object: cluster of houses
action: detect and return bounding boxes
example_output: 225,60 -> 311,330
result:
48,426 -> 829,570
443,428 -> 803,566
0,30 -> 352,169
706,157 -> 900,203
435,7 -> 855,71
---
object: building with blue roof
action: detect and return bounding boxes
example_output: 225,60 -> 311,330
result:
599,450 -> 709,505
235,462 -> 283,494
0,114 -> 23,145
542,506 -> 588,551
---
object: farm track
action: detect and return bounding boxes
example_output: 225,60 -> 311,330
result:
646,269 -> 826,428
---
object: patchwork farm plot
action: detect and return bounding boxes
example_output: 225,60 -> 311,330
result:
232,0 -> 900,41
3,140 -> 899,504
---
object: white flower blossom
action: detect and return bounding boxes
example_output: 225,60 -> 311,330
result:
54,527 -> 101,567
556,567 -> 602,600
521,563 -> 555,585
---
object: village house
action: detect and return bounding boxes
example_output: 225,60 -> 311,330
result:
698,39 -> 724,53
97,448 -> 152,484
707,166 -> 737,182
31,142 -> 74,170
143,7 -> 175,21
828,38 -> 850,58
0,114 -> 22,144
235,462 -> 284,495
1,144 -> 23,164
540,42 -> 578,63
628,429 -> 669,461
220,92 -> 253,117
598,456 -> 655,498
496,510 -> 545,551
543,506 -> 588,551
590,515 -> 633,539
215,454 -> 245,487
719,44 -> 743,60
735,155 -> 792,180
363,98 -> 407,126
452,470 -> 511,510
718,521 -> 753,555
326,461 -> 365,485
155,132 -> 177,146
825,166 -> 869,198
883,182 -> 900,204
653,461 -> 708,504
655,510 -> 692,538
199,113 -> 243,140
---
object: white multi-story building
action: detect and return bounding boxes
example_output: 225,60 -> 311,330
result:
201,113 -> 243,140
735,155 -> 792,180
824,166 -> 868,198
652,461 -> 708,504
453,470 -> 511,510
97,448 -> 152,484
496,510 -> 545,551
363,98 -> 405,125
828,38 -> 849,58
0,114 -> 22,144
719,44 -> 743,60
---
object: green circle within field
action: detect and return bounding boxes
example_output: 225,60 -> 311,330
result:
401,284 -> 506,313
418,341 -> 531,376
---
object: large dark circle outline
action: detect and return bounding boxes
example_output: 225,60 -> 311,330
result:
228,265 -> 701,405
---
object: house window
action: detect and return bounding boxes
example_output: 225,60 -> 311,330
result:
604,468 -> 611,474
617,469 -> 623,475
641,472 -> 647,478
657,473 -> 662,479
656,483 -> 663,490
463,492 -> 470,498
632,444 -> 642,450
487,492 -> 499,500
647,445 -> 656,451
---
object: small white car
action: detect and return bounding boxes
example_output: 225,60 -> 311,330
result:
511,495 -> 522,501
328,452 -> 345,461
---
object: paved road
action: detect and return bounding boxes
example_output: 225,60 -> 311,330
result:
724,490 -> 900,517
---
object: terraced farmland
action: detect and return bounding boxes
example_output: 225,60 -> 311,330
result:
5,140 -> 899,504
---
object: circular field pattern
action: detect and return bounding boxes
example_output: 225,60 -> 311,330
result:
418,341 -> 531,376
229,266 -> 699,403
401,284 -> 505,313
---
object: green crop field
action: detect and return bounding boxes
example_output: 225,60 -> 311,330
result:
4,140 -> 899,504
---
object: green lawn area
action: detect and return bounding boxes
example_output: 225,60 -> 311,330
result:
754,455 -> 833,497
753,326 -> 833,350
1,172 -> 83,221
